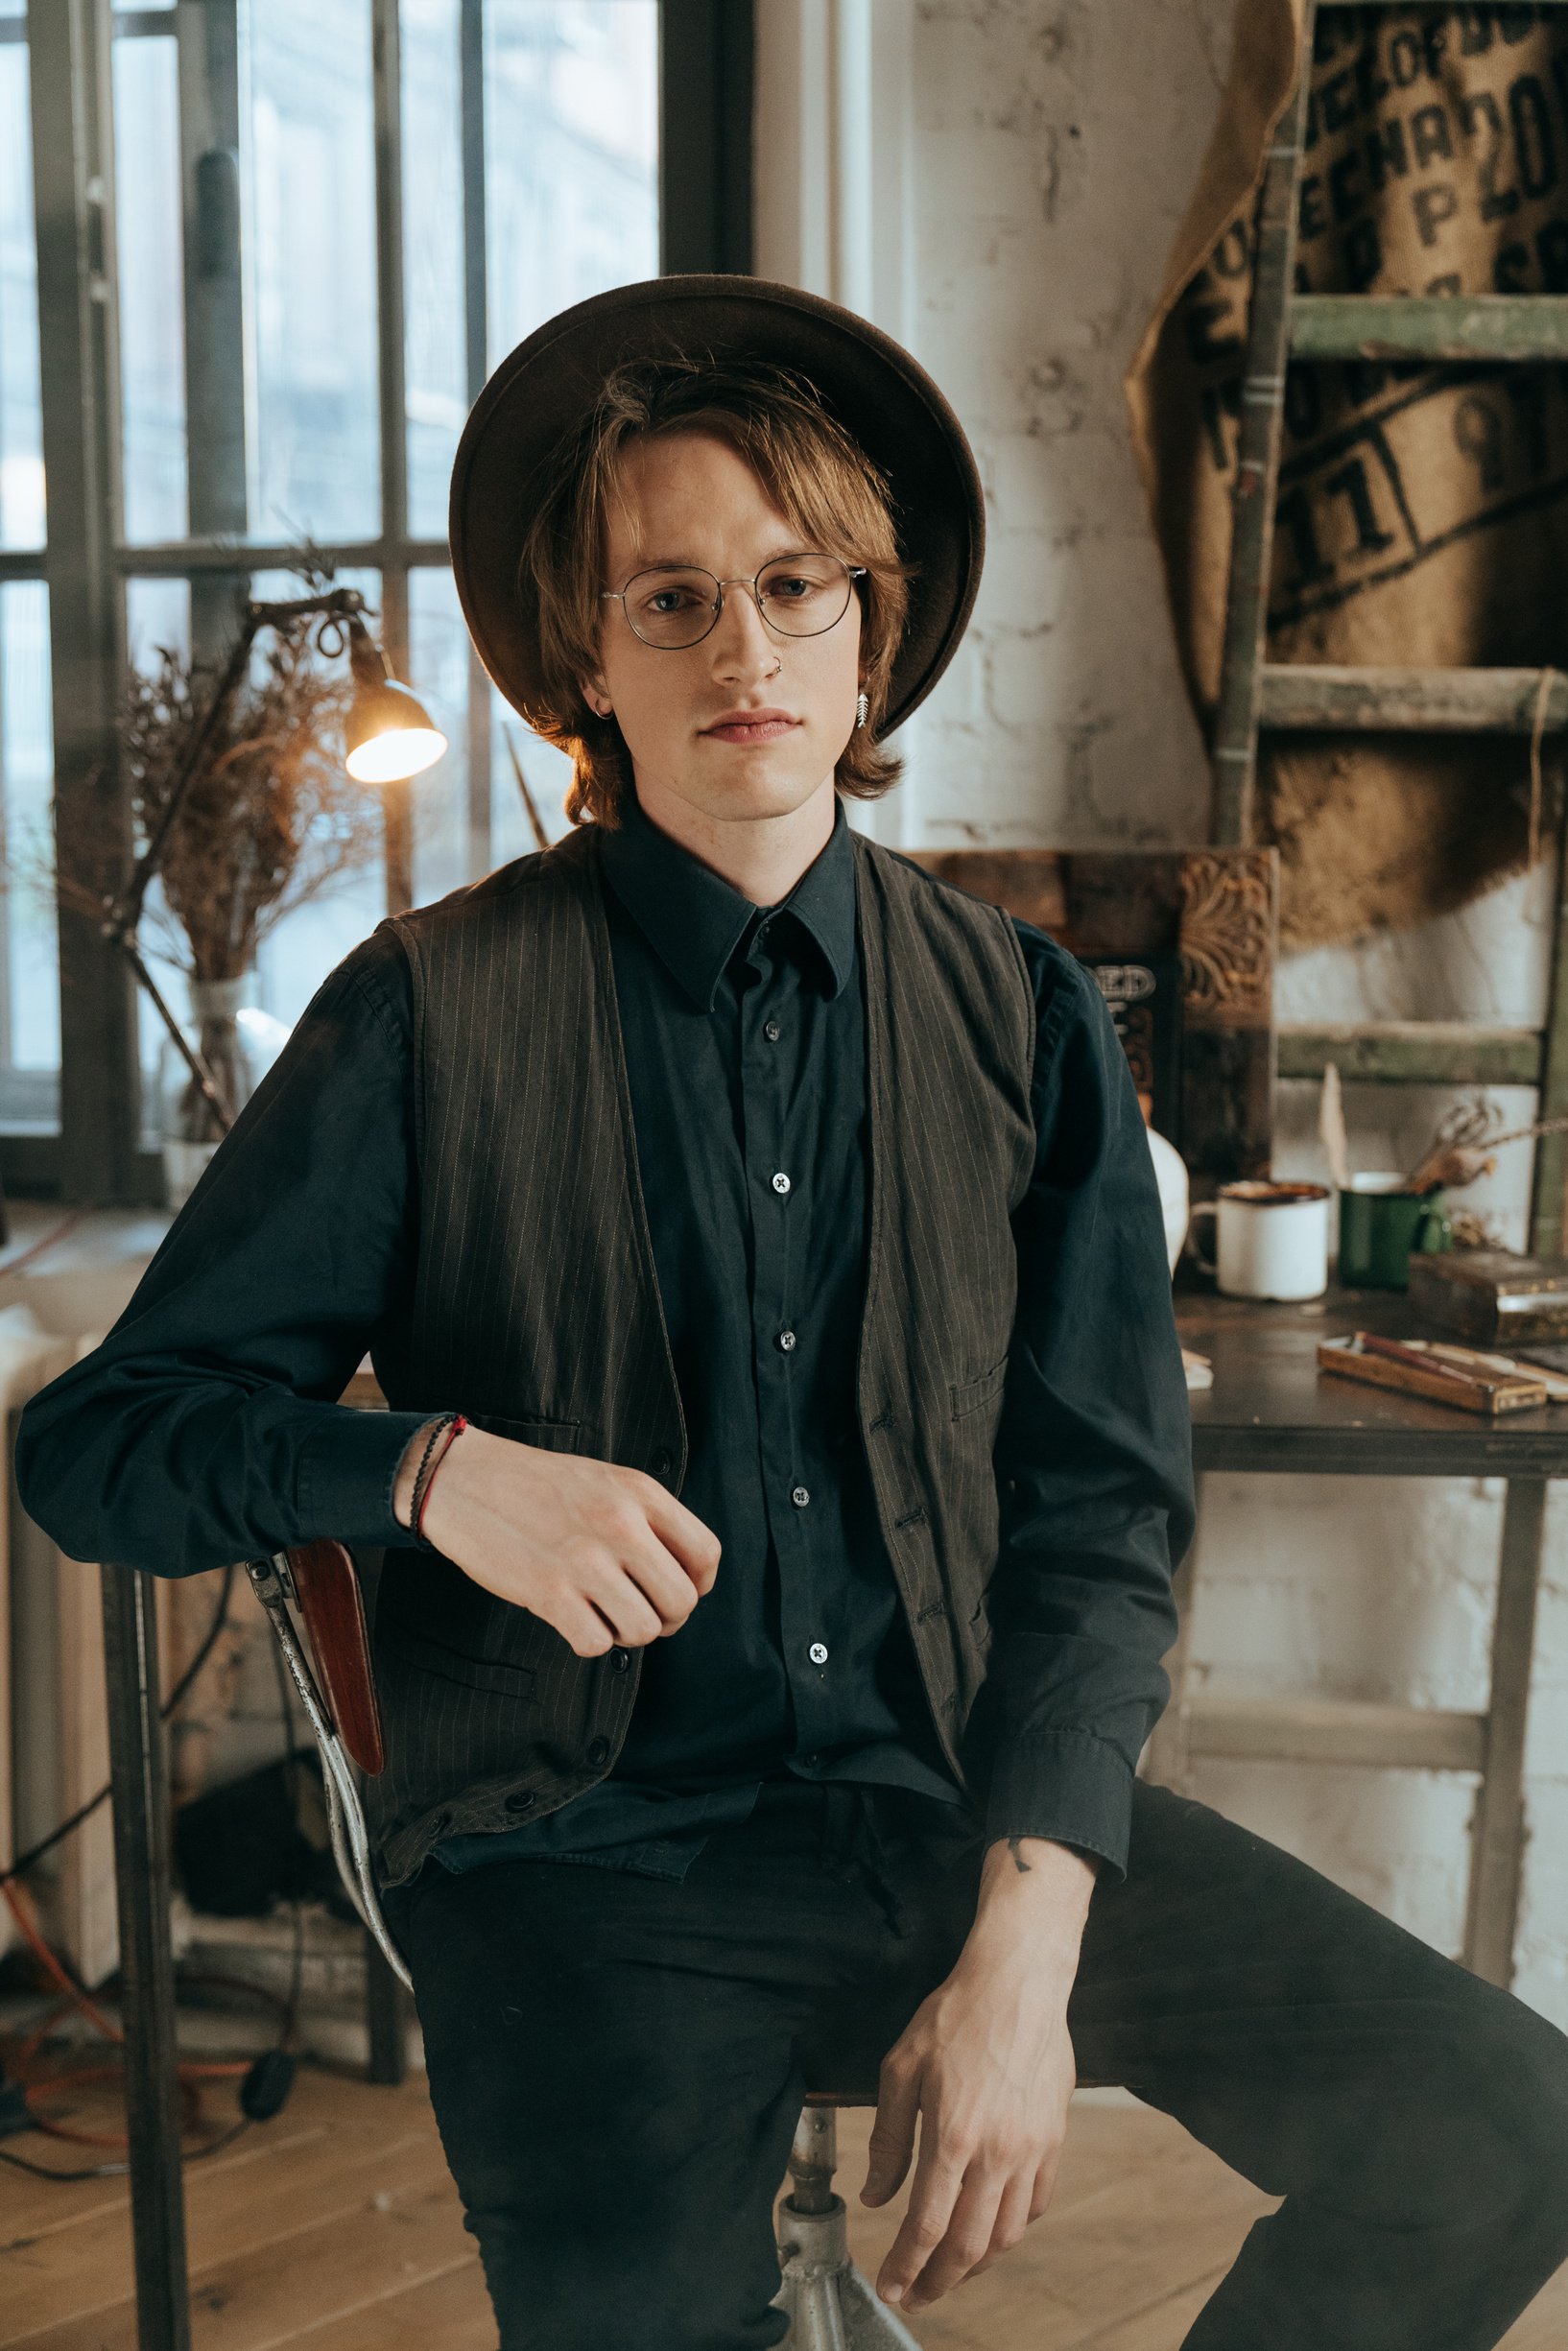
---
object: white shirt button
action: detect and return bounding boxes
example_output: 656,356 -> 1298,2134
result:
792,1484 -> 810,1508
772,1171 -> 791,1195
808,1641 -> 829,1666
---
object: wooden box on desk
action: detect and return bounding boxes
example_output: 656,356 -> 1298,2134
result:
909,846 -> 1278,1181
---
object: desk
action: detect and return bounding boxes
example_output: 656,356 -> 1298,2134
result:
1153,1282 -> 1567,1991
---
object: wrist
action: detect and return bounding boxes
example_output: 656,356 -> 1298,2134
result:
392,1413 -> 463,1534
969,1838 -> 1098,1957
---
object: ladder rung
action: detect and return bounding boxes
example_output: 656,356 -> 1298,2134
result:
1184,1694 -> 1486,1772
1277,1023 -> 1543,1087
1260,664 -> 1568,734
1291,294 -> 1568,363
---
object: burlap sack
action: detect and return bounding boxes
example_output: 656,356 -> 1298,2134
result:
1127,1 -> 1568,948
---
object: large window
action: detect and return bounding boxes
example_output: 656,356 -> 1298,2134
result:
0,0 -> 751,1198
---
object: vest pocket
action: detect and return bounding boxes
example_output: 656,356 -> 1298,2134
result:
949,1357 -> 1008,1420
465,1409 -> 592,1453
380,1611 -> 541,1700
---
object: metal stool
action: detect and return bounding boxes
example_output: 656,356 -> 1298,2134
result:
773,2098 -> 922,2349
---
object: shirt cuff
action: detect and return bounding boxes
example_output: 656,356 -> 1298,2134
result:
296,1406 -> 435,1550
983,1729 -> 1137,1881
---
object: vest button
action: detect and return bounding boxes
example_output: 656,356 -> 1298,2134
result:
649,1445 -> 674,1477
611,1647 -> 631,1672
505,1789 -> 535,1814
587,1737 -> 610,1767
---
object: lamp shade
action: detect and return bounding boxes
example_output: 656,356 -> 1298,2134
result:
344,676 -> 447,783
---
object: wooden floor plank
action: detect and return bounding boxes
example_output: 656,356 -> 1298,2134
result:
5,2131 -> 441,2341
274,2261 -> 489,2350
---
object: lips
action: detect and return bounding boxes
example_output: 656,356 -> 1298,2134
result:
700,707 -> 800,745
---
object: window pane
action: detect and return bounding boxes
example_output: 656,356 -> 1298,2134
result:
0,581 -> 60,1112
486,2 -> 658,363
126,576 -> 192,676
113,32 -> 188,544
0,29 -> 45,551
402,0 -> 465,539
240,0 -> 379,540
493,698 -> 572,866
408,565 -> 471,902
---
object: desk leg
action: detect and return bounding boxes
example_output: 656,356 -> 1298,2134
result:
1463,1478 -> 1548,1990
101,1565 -> 191,2351
1142,1471 -> 1205,1796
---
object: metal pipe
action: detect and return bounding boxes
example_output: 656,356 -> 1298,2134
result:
101,1566 -> 192,2351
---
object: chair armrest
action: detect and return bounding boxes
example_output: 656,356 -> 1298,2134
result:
286,1539 -> 385,1776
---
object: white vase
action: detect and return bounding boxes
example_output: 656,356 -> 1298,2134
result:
158,977 -> 290,1210
1146,1126 -> 1191,1277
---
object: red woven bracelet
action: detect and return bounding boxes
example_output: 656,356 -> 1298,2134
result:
415,1413 -> 468,1541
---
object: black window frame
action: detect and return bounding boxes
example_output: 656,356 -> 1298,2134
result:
1,0 -> 752,1203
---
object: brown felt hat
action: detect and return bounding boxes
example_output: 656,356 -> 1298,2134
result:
447,273 -> 985,740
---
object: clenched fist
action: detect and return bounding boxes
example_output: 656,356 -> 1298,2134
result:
394,1423 -> 720,1657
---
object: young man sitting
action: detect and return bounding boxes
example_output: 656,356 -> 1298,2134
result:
17,276 -> 1568,2351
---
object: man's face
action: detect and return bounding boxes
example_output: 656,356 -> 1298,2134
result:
582,429 -> 864,834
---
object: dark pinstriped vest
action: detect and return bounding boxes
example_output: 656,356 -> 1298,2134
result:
367,820 -> 1035,1886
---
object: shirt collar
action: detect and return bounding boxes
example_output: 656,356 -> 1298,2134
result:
599,790 -> 857,1012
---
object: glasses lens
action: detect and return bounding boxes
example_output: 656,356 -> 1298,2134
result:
757,555 -> 854,636
621,567 -> 719,647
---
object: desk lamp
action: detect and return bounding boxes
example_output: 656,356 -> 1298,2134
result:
101,586 -> 445,1135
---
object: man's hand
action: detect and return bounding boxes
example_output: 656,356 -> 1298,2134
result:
861,1838 -> 1097,2314
394,1423 -> 721,1657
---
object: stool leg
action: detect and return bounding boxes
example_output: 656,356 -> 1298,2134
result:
773,2107 -> 924,2349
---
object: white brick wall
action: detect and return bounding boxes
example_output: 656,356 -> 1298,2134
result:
759,0 -> 1567,2023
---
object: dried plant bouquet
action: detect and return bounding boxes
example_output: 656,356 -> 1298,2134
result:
120,602 -> 384,986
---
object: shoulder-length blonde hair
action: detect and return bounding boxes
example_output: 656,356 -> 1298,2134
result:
514,353 -> 913,829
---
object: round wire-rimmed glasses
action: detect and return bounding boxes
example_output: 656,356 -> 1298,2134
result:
600,554 -> 868,650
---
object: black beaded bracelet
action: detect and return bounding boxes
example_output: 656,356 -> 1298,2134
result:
405,1412 -> 459,1543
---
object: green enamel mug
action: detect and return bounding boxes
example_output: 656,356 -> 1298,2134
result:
1337,1173 -> 1453,1291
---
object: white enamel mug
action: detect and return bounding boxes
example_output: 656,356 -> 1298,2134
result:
1190,1178 -> 1330,1302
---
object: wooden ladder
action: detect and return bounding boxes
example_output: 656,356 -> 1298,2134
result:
1215,0 -> 1568,1249
1152,0 -> 1564,1988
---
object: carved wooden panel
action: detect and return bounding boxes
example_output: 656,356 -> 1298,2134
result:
910,846 -> 1278,1181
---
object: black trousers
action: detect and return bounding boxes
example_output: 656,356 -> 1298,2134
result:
384,1779 -> 1568,2351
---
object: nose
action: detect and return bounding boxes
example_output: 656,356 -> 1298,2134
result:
707,579 -> 779,678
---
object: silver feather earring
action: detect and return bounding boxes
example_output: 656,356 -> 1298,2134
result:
855,691 -> 869,729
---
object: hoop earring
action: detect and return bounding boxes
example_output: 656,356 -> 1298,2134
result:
855,691 -> 869,729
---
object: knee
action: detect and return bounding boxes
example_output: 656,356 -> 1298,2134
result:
1433,1993 -> 1568,2250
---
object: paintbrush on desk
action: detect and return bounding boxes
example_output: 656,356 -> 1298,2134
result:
1395,1335 -> 1568,1403
1319,1332 -> 1548,1414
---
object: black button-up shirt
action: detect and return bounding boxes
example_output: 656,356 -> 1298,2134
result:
15,794 -> 1194,1884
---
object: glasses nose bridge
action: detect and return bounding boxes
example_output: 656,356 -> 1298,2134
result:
708,571 -> 779,644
